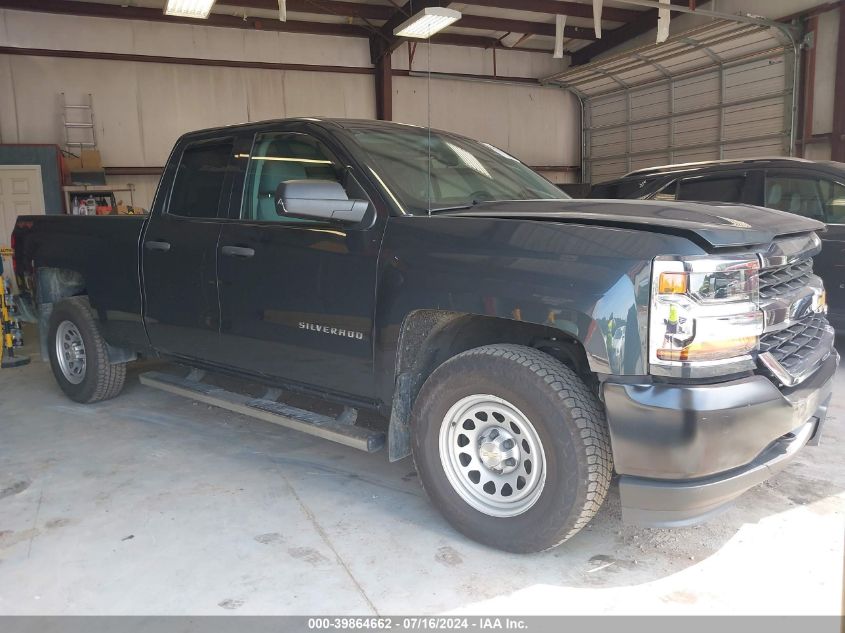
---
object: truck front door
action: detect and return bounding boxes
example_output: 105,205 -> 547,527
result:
141,136 -> 235,361
216,128 -> 385,401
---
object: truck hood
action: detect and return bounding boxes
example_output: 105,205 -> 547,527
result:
443,199 -> 824,249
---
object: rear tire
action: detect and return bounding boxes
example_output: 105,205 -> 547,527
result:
411,344 -> 612,553
48,297 -> 126,403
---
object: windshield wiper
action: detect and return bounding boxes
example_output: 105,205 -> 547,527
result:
429,204 -> 474,214
429,199 -> 490,214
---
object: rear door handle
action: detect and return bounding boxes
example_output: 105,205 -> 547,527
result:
145,240 -> 171,252
221,245 -> 255,258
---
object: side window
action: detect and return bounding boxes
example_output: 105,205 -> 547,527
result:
589,183 -> 619,198
169,139 -> 234,218
653,179 -> 678,201
819,179 -> 845,223
618,177 -> 658,199
241,132 -> 346,223
764,175 -> 825,220
677,176 -> 744,203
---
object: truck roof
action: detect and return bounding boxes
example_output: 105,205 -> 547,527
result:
622,157 -> 845,180
178,117 -> 445,138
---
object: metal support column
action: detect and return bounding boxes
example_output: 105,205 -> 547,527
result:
832,6 -> 845,161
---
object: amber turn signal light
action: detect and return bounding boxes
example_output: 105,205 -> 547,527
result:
658,272 -> 688,295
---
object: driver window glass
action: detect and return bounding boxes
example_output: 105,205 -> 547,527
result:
819,180 -> 845,223
764,175 -> 826,221
241,132 -> 345,223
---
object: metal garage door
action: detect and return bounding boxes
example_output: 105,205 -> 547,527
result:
543,20 -> 801,184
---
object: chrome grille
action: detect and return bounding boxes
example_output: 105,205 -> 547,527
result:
759,313 -> 830,379
757,242 -> 833,387
758,258 -> 814,301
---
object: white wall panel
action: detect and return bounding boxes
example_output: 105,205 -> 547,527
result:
0,9 -> 373,68
0,8 -> 582,203
0,55 -> 375,168
392,76 -> 579,176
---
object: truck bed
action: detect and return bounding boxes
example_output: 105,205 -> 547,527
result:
13,214 -> 148,351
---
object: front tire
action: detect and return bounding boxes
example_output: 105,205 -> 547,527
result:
48,297 -> 126,403
412,344 -> 612,553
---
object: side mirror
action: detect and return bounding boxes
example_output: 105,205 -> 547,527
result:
275,180 -> 368,224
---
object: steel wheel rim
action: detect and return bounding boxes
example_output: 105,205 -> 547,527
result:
439,394 -> 546,518
55,320 -> 87,385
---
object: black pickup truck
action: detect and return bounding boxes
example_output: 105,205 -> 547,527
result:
12,119 -> 838,552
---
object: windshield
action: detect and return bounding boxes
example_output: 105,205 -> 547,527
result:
348,127 -> 569,214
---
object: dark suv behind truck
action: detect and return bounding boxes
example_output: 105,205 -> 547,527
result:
590,157 -> 845,330
12,120 -> 838,552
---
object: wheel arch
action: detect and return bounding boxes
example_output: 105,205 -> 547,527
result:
34,267 -> 87,361
387,309 -> 595,461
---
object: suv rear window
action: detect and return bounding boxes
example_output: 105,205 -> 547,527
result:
677,176 -> 744,203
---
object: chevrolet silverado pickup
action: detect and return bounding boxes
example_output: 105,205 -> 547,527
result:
12,119 -> 838,552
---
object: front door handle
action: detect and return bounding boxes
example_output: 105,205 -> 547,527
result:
221,245 -> 255,258
145,240 -> 171,252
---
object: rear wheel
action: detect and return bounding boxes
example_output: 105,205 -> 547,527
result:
412,344 -> 612,552
48,297 -> 126,403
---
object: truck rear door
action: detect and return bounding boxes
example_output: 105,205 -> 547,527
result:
141,135 -> 235,362
216,126 -> 385,400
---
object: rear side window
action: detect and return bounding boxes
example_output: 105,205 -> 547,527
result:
819,180 -> 845,223
764,175 -> 825,221
677,176 -> 745,203
589,183 -> 619,198
169,139 -> 234,218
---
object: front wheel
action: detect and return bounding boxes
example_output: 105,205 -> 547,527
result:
412,344 -> 612,553
48,297 -> 126,403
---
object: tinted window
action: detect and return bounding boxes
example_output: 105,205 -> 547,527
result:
653,180 -> 678,201
349,128 -> 567,214
589,183 -> 619,198
169,139 -> 233,218
677,176 -> 744,203
764,175 -> 825,220
817,179 -> 845,223
241,132 -> 346,224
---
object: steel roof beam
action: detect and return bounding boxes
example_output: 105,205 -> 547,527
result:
457,0 -> 641,23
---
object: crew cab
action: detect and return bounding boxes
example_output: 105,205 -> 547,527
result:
12,119 -> 838,552
590,157 -> 845,330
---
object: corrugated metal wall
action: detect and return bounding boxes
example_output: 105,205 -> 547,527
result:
588,53 -> 792,183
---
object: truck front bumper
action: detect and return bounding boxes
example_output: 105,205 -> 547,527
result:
602,351 -> 838,527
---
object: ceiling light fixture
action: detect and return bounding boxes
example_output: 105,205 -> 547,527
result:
393,7 -> 462,39
164,0 -> 216,19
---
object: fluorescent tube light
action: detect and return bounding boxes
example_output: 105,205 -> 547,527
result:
394,7 -> 461,39
164,0 -> 216,19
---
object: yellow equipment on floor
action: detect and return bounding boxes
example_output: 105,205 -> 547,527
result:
1,273 -> 30,369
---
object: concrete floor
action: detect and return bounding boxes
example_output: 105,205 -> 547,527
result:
0,333 -> 843,616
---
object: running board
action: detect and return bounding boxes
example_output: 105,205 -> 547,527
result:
138,371 -> 384,452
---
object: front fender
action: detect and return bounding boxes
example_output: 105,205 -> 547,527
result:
374,216 -> 707,403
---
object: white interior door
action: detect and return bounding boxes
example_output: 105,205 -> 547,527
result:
0,165 -> 46,293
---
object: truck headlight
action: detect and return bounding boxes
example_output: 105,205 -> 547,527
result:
650,256 -> 763,375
